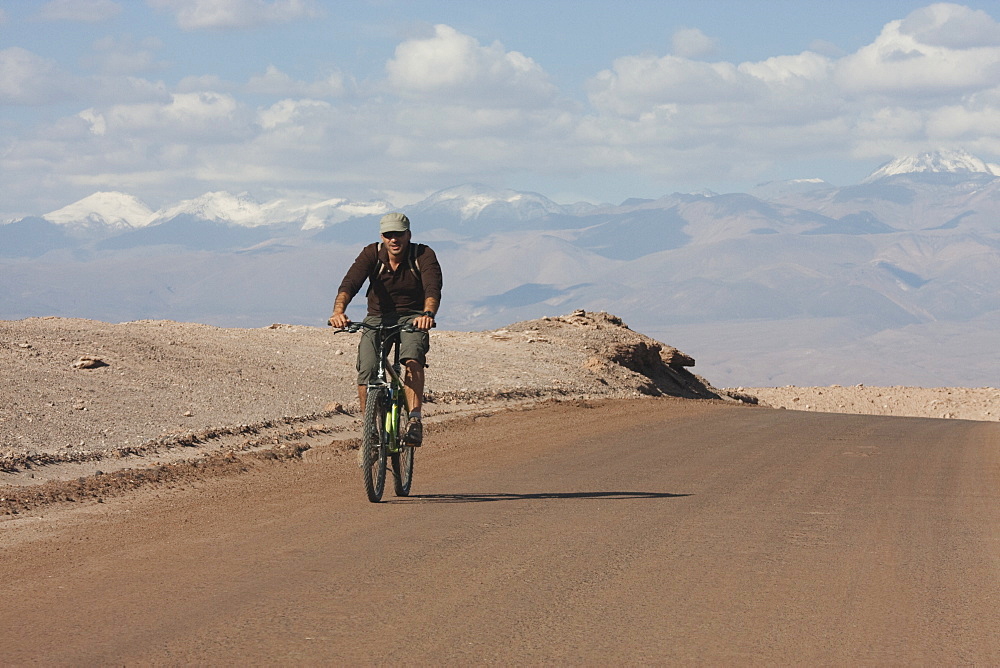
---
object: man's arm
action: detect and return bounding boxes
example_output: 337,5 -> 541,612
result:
329,244 -> 378,327
328,291 -> 353,328
412,245 -> 442,331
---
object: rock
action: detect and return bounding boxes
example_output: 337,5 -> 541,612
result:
661,346 -> 695,368
72,355 -> 108,369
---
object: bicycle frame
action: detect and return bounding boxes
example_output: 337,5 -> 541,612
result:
359,322 -> 410,454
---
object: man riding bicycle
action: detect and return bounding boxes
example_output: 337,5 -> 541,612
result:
328,212 -> 442,445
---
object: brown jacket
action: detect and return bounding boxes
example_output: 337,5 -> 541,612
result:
337,242 -> 442,316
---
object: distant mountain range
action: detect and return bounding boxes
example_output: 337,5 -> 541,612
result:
2,149 -> 998,388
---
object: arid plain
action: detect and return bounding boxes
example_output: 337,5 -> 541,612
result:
2,311 -> 999,664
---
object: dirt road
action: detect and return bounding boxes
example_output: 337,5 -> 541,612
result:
2,399 -> 999,664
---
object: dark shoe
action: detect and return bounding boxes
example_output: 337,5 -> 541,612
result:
403,417 -> 423,446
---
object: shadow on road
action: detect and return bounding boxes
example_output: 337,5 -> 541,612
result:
395,491 -> 691,504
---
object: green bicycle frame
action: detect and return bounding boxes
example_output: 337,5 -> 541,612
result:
374,336 -> 409,454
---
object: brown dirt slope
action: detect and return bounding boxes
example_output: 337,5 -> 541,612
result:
2,310 -> 729,511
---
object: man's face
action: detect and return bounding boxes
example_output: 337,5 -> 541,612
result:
381,229 -> 410,256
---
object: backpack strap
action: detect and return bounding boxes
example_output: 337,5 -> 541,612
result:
365,243 -> 382,297
374,242 -> 386,279
367,243 -> 425,295
410,243 -> 424,278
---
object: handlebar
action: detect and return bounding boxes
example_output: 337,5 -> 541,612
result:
333,321 -> 429,334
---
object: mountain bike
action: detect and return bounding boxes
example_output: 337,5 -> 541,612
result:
338,321 -> 417,502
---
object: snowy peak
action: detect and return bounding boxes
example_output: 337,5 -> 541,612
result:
863,149 -> 1000,183
30,185 -> 571,234
149,191 -> 397,229
37,190 -> 396,231
44,191 -> 155,229
151,191 -> 276,227
296,198 -> 393,230
412,183 -> 566,221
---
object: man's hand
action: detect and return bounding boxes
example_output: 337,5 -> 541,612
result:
328,313 -> 351,329
412,314 -> 435,331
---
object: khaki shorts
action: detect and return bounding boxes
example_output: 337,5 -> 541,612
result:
356,313 -> 430,385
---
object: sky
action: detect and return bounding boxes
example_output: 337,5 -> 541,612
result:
3,0 -> 1000,217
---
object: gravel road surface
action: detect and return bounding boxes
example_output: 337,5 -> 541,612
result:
2,399 -> 998,664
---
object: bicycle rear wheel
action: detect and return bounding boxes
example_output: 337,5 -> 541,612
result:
362,388 -> 388,502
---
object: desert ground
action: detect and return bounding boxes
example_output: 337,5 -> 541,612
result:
1,310 -> 718,499
2,309 -> 996,506
3,311 -> 999,663
744,384 -> 999,421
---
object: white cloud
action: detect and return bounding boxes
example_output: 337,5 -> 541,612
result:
836,4 -> 1000,97
78,108 -> 107,135
257,98 -> 332,129
899,2 -> 1000,48
587,55 -> 753,116
671,27 -> 716,59
589,49 -> 837,118
386,24 -> 557,107
926,103 -> 1000,140
37,0 -> 122,22
245,65 -> 345,98
148,0 -> 321,30
854,107 -> 926,145
9,9 -> 1000,216
81,92 -> 252,141
580,4 -> 1000,186
0,47 -> 73,105
738,51 -> 832,84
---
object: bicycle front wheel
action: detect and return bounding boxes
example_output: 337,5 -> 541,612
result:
391,442 -> 414,497
362,388 -> 388,502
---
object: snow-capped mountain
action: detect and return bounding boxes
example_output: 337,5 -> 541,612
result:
296,198 -> 393,230
5,153 -> 1000,387
150,192 -> 274,227
43,191 -> 155,230
863,149 -> 1000,183
31,184 -> 591,235
41,190 -> 396,233
407,183 -> 573,227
